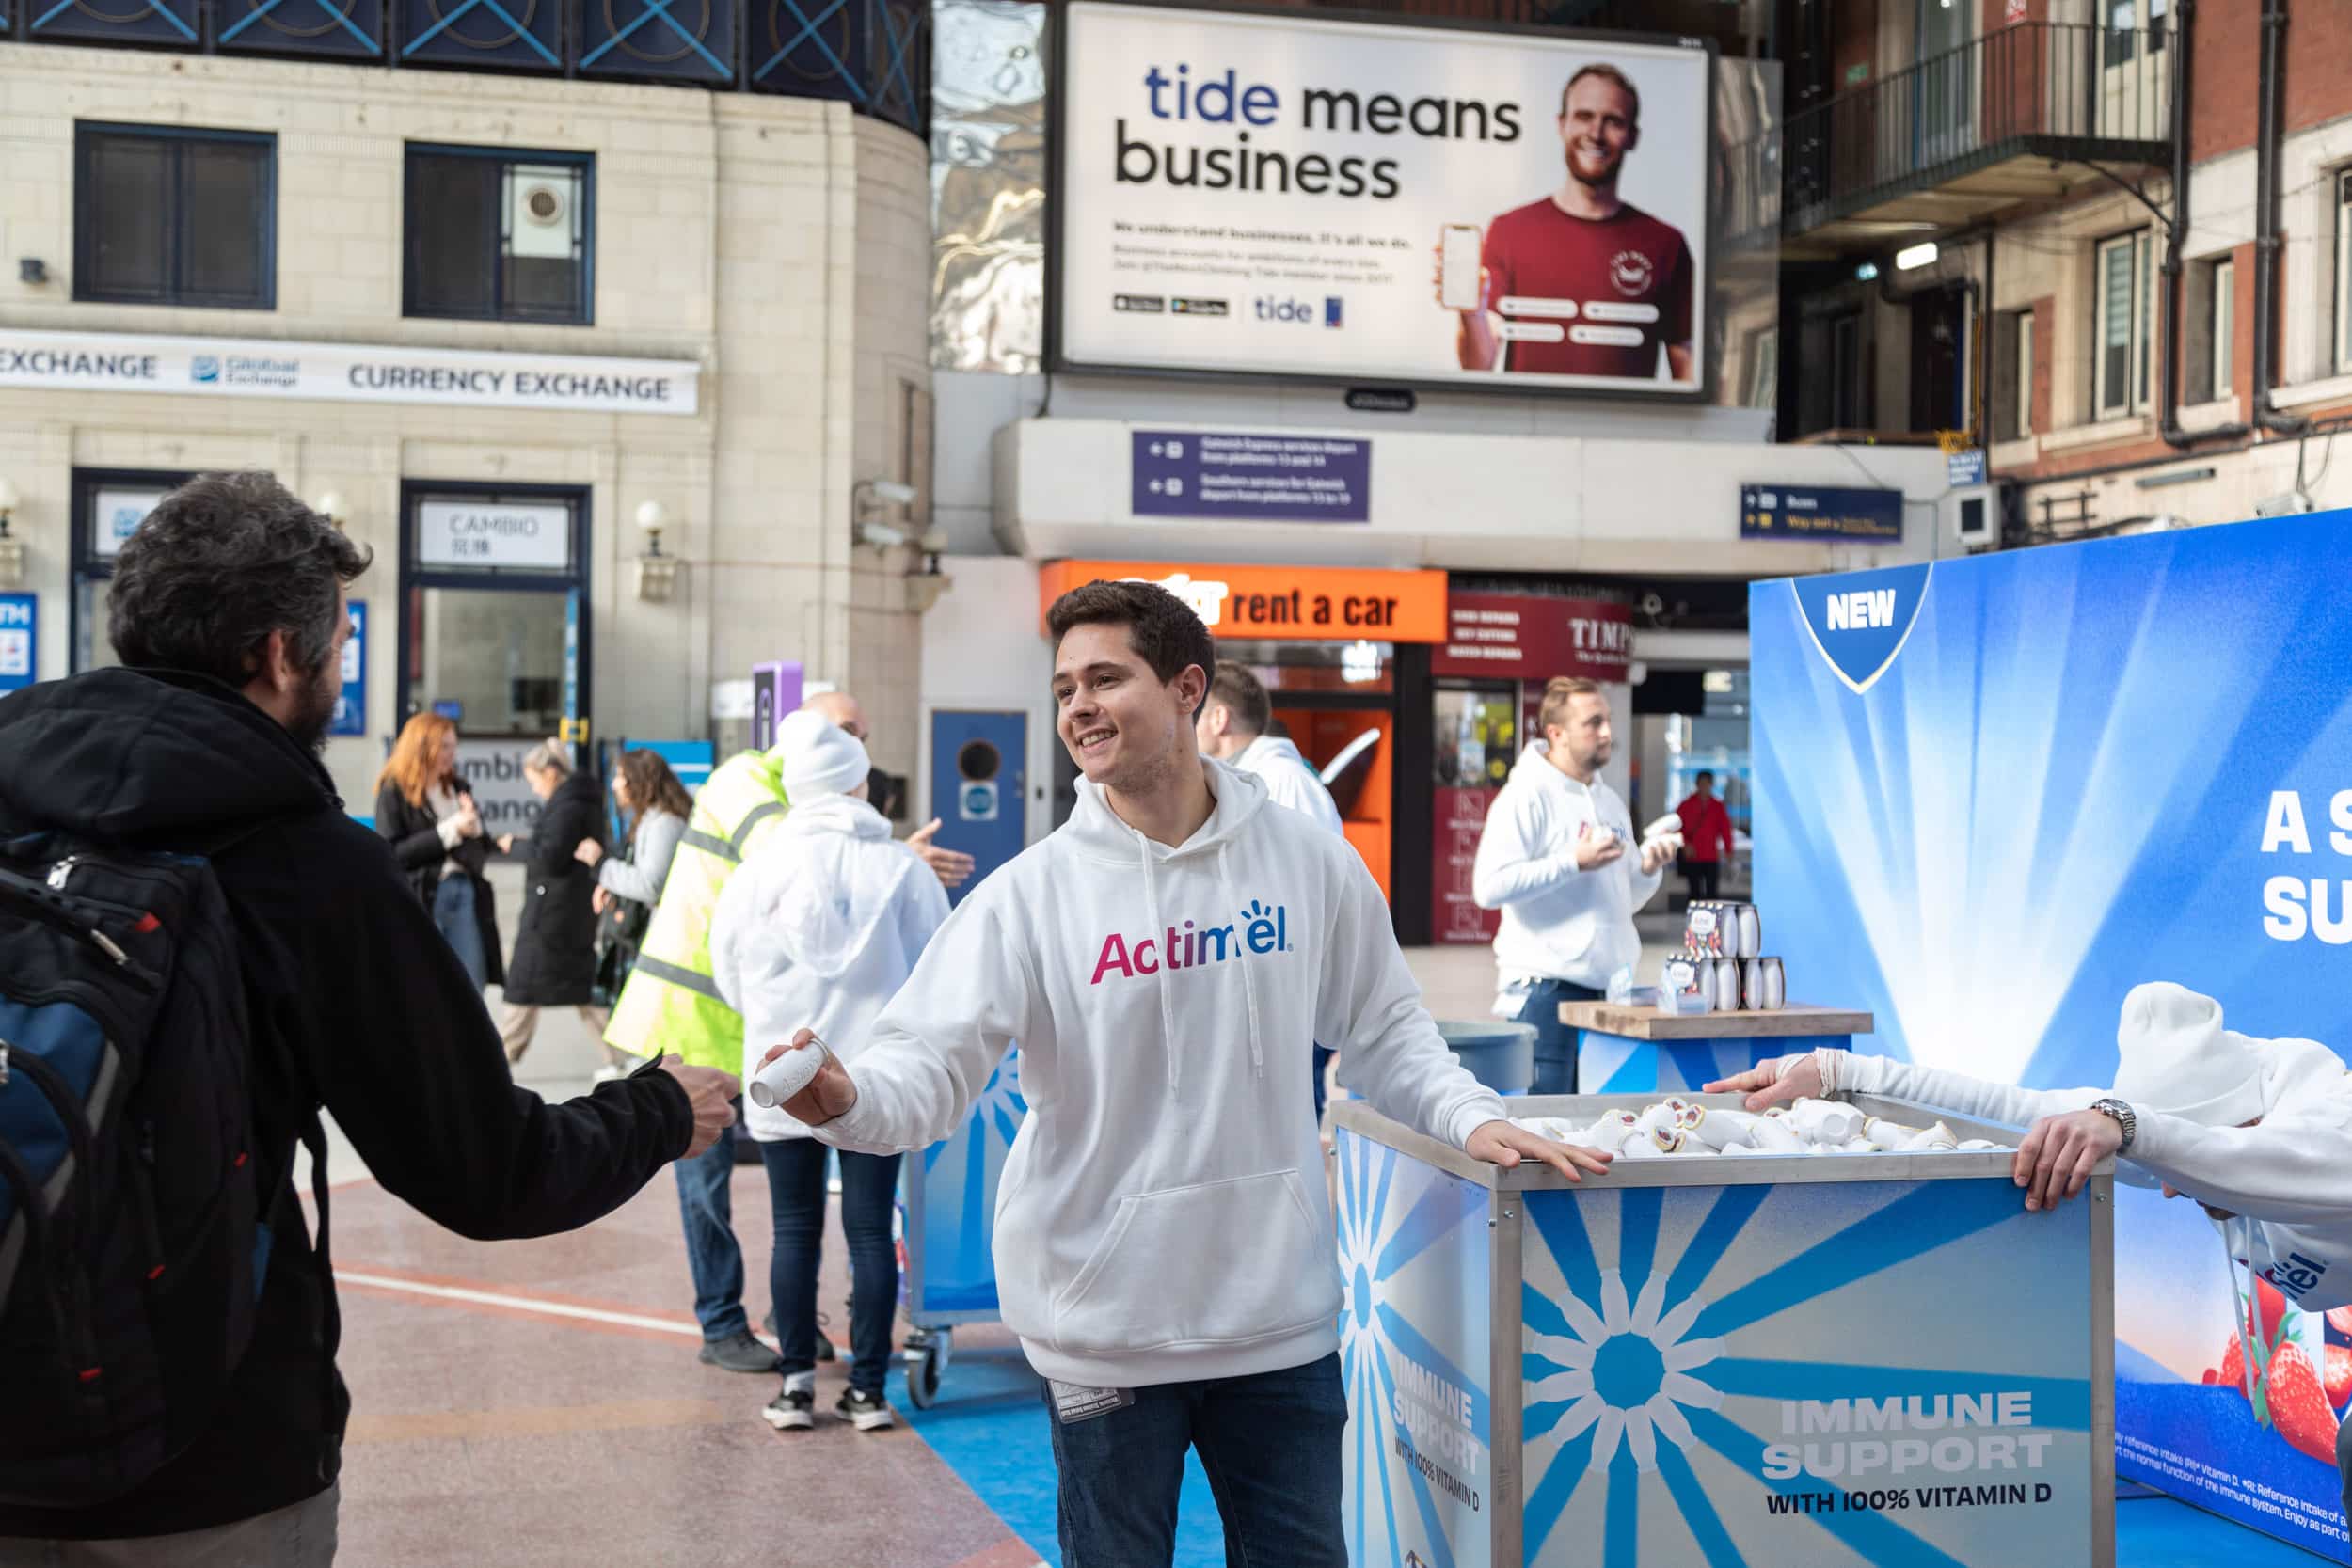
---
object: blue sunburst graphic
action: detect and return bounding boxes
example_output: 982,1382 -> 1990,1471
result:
907,1052 -> 1025,1315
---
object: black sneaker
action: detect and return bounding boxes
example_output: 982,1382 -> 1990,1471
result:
836,1386 -> 896,1431
760,1310 -> 836,1363
699,1329 -> 781,1374
762,1386 -> 816,1432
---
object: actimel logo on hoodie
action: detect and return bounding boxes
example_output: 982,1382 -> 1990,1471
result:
1090,898 -> 1291,985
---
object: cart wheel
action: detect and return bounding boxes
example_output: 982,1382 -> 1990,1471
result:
906,1340 -> 945,1409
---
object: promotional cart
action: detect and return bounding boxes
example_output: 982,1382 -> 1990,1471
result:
896,1051 -> 1026,1405
1333,1093 -> 2114,1568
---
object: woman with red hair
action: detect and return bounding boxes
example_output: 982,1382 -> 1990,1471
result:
374,711 -> 504,992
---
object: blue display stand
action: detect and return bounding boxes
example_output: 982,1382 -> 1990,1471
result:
1564,1001 -> 1876,1094
896,1050 -> 1026,1407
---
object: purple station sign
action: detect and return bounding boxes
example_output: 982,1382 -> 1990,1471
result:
1131,430 -> 1371,524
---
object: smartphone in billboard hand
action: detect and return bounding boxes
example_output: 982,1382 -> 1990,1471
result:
1438,223 -> 1484,311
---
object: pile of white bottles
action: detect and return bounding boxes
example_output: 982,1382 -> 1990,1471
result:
1513,1097 -> 2009,1159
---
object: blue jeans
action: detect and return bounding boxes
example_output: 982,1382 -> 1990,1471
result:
1518,976 -> 1603,1095
1042,1353 -> 1347,1568
675,1107 -> 748,1341
430,874 -> 486,990
760,1138 -> 901,1395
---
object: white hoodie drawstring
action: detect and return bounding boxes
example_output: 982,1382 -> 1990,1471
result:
1215,843 -> 1264,1079
1137,833 -> 1181,1095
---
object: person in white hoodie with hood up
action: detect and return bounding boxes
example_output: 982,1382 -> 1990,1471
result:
1707,981 -> 2352,1519
757,579 -> 1611,1568
1472,675 -> 1674,1092
709,709 -> 950,1436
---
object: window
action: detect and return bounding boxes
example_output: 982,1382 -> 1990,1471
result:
2338,171 -> 2352,372
405,147 -> 593,325
73,124 -> 274,309
2210,258 -> 2235,401
1745,326 -> 1778,410
2095,230 -> 2153,419
1830,314 -> 1864,429
1994,310 -> 2034,440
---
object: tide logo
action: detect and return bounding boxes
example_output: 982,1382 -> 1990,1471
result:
1090,897 -> 1291,984
1789,564 -> 1932,696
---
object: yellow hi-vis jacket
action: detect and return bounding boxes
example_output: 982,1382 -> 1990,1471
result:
604,749 -> 787,1071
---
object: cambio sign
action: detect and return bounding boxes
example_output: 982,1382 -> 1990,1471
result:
417,501 -> 573,570
1053,2 -> 1710,395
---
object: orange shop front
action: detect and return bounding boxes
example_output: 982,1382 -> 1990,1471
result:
1037,560 -> 1448,941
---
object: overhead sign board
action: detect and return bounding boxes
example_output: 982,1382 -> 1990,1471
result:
1740,483 -> 1905,544
0,327 -> 699,416
1130,430 -> 1371,522
1052,1 -> 1712,398
1432,591 -> 1631,681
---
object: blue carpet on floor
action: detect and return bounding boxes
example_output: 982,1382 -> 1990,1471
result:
910,1361 -> 2339,1567
900,1350 -> 1225,1566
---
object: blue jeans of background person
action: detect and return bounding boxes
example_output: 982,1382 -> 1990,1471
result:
1518,976 -> 1604,1095
1042,1352 -> 1347,1568
759,1138 -> 902,1394
430,874 -> 486,990
675,1106 -> 748,1341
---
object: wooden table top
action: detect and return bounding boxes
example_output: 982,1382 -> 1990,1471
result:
1558,1001 -> 1875,1040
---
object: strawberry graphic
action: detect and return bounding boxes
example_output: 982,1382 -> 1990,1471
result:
2250,1279 -> 2291,1347
2328,1306 -> 2352,1340
2219,1334 -> 2247,1397
2266,1343 -> 2341,1464
2328,1345 -> 2352,1409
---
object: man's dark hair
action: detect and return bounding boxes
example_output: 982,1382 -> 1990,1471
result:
109,471 -> 372,688
1562,62 -> 1641,126
1046,579 -> 1216,719
1206,659 -> 1272,738
1695,769 -> 1715,786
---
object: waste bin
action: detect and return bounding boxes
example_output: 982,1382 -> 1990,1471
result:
1438,1021 -> 1536,1096
1333,1091 -> 2114,1568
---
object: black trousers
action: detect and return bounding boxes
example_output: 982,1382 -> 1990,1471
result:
1684,859 -> 1722,902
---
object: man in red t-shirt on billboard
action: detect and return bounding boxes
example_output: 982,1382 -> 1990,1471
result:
1445,63 -> 1693,382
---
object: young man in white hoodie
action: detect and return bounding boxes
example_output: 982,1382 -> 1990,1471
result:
1471,676 -> 1673,1092
761,579 -> 1608,1566
1708,981 -> 2352,1519
708,710 -> 951,1434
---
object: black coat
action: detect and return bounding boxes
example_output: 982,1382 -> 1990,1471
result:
0,670 -> 691,1541
501,770 -> 607,1006
372,775 -> 505,990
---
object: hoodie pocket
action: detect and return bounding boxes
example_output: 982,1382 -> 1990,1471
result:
1051,1169 -> 1339,1356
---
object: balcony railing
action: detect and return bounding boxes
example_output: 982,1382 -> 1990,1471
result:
0,0 -> 927,136
1783,21 -> 2172,237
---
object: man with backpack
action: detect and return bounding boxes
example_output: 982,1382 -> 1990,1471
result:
0,471 -> 739,1564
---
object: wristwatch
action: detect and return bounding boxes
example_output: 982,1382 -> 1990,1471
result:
2089,1098 -> 2137,1154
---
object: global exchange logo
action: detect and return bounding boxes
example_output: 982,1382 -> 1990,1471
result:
190,356 -> 220,385
1789,562 -> 1933,695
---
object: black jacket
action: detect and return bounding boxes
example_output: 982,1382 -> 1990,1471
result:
501,770 -> 607,1006
0,670 -> 692,1540
372,776 -> 505,990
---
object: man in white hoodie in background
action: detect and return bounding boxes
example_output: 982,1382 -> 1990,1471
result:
1472,675 -> 1672,1092
708,710 -> 951,1436
761,579 -> 1609,1567
1196,657 -> 1351,1120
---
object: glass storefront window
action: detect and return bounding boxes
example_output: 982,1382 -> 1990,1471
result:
1216,637 -> 1394,694
404,586 -> 569,737
1433,684 -> 1517,789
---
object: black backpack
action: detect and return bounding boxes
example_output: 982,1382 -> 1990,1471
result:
0,832 -> 326,1508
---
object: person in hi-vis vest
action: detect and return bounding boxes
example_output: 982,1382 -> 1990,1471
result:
605,691 -> 974,1372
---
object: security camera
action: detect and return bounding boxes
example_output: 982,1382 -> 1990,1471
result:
857,521 -> 908,549
1639,593 -> 1665,618
865,480 -> 919,506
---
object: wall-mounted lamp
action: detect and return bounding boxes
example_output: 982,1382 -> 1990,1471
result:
634,499 -> 681,603
0,477 -> 24,589
311,491 -> 347,531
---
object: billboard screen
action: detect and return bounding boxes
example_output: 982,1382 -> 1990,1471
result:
1051,0 -> 1713,397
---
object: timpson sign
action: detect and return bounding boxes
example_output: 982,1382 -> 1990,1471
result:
1431,590 -> 1631,680
1037,559 -> 1447,641
0,327 -> 699,416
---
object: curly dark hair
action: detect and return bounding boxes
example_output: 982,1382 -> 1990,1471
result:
1045,578 -> 1216,719
108,471 -> 373,688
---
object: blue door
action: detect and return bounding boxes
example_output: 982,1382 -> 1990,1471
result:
930,709 -> 1026,906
